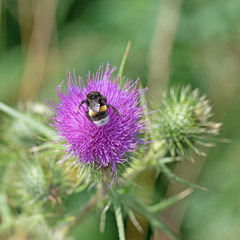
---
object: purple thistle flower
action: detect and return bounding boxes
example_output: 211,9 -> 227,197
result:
47,63 -> 148,183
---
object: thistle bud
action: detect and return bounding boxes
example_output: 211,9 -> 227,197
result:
152,86 -> 221,158
17,161 -> 49,208
16,157 -> 77,212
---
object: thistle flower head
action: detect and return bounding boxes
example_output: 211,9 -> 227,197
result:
153,86 -> 221,157
47,63 -> 148,183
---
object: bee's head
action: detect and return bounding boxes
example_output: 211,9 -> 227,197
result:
87,91 -> 102,104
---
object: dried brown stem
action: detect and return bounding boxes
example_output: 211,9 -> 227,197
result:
147,0 -> 183,102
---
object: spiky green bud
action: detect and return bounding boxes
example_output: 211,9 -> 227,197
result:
16,157 -> 78,212
17,161 -> 49,208
152,86 -> 221,158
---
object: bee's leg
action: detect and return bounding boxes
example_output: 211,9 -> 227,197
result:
85,111 -> 93,121
77,99 -> 88,113
107,104 -> 120,115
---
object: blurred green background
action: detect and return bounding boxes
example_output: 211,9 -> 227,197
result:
1,0 -> 240,239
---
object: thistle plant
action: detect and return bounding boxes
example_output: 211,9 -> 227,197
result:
0,54 -> 221,240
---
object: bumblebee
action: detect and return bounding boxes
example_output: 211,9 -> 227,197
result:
77,91 -> 119,126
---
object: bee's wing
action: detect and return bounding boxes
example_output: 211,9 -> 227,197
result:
90,101 -> 100,112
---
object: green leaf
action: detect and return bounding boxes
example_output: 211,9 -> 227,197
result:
120,194 -> 179,240
151,219 -> 179,240
100,201 -> 111,233
158,157 -> 181,164
0,194 -> 11,229
0,102 -> 55,140
128,209 -> 143,233
149,188 -> 193,212
160,162 -> 207,191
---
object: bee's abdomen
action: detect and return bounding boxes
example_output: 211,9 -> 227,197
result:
92,109 -> 109,126
91,110 -> 108,121
88,105 -> 109,126
89,105 -> 107,116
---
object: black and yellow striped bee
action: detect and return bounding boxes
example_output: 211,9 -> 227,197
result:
77,91 -> 119,126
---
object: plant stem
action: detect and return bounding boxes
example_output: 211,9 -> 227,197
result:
118,41 -> 131,82
113,201 -> 126,240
